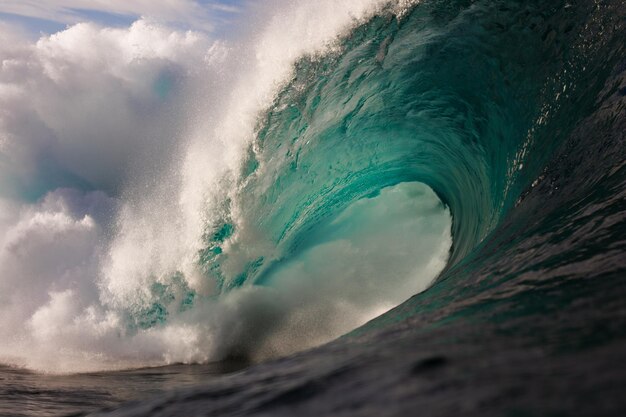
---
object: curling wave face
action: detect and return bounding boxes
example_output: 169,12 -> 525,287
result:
0,0 -> 625,379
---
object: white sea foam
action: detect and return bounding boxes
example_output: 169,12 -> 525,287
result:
0,0 -> 443,373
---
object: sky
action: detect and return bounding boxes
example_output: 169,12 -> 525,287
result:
0,0 -> 246,35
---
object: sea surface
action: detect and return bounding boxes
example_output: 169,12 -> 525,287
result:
0,363 -> 247,416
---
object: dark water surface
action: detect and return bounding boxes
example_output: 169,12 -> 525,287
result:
0,363 -> 246,417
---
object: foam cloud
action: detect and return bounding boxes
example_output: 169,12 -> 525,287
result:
0,0 -> 446,374
0,19 -> 213,199
0,19 -> 218,371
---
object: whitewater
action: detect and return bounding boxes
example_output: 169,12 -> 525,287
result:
0,0 -> 449,372
0,0 -> 625,415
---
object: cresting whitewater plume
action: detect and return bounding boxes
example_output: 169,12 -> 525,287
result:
0,0 -> 453,373
0,0 -> 625,416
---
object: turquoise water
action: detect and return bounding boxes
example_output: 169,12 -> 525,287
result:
197,0 -> 621,292
193,0 -> 624,322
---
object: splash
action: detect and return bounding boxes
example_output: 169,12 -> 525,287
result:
0,0 -> 450,373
